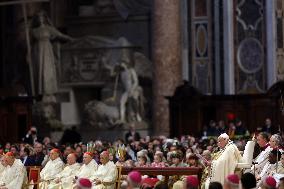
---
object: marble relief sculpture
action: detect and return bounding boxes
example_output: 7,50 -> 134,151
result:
84,37 -> 151,129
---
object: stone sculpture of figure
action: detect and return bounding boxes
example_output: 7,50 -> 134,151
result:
116,61 -> 144,123
31,10 -> 73,99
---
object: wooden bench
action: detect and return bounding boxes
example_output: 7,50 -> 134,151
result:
24,166 -> 203,189
121,167 -> 203,185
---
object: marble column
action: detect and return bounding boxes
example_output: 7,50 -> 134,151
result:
180,0 -> 189,81
152,0 -> 182,136
266,0 -> 277,88
214,0 -> 221,94
223,0 -> 235,94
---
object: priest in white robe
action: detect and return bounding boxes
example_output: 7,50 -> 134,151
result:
39,148 -> 64,189
91,151 -> 117,189
0,152 -> 26,189
75,152 -> 98,180
258,150 -> 282,178
48,153 -> 81,189
251,132 -> 272,174
0,155 -> 7,177
205,133 -> 242,188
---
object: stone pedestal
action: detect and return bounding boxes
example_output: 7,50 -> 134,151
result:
152,0 -> 182,136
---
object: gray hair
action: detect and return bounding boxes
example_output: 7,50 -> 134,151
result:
271,134 -> 283,146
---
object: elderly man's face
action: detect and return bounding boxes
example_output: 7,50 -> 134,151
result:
269,136 -> 278,148
83,154 -> 92,165
67,154 -> 76,165
34,143 -> 43,153
4,156 -> 14,166
50,151 -> 59,160
257,134 -> 267,147
100,153 -> 109,165
217,137 -> 228,149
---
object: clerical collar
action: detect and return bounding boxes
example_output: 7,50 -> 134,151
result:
260,143 -> 269,151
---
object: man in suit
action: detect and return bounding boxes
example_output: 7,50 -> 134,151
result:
30,142 -> 45,166
20,147 -> 34,166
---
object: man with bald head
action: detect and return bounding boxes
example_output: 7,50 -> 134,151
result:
48,153 -> 80,189
91,151 -> 117,189
0,152 -> 25,189
39,148 -> 64,189
205,133 -> 242,189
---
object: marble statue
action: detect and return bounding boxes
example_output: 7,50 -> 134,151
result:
115,62 -> 143,123
84,37 -> 151,129
31,10 -> 73,99
85,100 -> 120,128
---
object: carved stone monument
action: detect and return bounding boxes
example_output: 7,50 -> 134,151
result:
60,36 -> 151,131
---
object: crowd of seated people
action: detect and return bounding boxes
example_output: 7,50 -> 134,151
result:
0,118 -> 283,189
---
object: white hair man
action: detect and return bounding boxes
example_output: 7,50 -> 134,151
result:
205,133 -> 242,189
91,151 -> 117,189
39,149 -> 64,189
0,152 -> 26,189
75,152 -> 98,181
47,153 -> 81,189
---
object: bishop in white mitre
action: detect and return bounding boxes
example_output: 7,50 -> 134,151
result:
91,151 -> 117,189
76,152 -> 98,180
205,133 -> 242,189
39,148 -> 64,189
0,152 -> 26,189
48,153 -> 81,189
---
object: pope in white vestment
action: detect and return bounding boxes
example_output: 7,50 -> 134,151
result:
0,152 -> 26,189
76,152 -> 98,179
205,133 -> 242,189
48,153 -> 81,189
91,151 -> 117,189
39,149 -> 65,189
